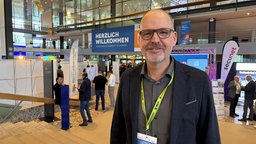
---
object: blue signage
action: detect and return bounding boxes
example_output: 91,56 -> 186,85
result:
180,21 -> 191,44
92,25 -> 135,52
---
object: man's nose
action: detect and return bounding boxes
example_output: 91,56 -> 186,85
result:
151,32 -> 160,42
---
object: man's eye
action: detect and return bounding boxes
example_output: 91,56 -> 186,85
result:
143,32 -> 152,36
158,30 -> 168,35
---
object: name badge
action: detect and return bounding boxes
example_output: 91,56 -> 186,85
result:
137,133 -> 157,144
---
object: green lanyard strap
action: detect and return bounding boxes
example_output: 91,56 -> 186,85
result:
141,72 -> 174,131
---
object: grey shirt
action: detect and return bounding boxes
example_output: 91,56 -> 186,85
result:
138,58 -> 174,144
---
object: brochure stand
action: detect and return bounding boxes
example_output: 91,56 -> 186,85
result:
212,79 -> 225,116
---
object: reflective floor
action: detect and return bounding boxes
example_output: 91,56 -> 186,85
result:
52,87 -> 256,144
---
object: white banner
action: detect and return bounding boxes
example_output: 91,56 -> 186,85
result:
221,40 -> 239,81
69,40 -> 79,97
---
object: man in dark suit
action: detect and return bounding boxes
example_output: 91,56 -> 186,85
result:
110,9 -> 220,144
78,72 -> 93,126
239,75 -> 255,121
227,75 -> 241,117
53,76 -> 64,108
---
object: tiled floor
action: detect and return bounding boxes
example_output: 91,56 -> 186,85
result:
51,84 -> 256,144
219,101 -> 256,127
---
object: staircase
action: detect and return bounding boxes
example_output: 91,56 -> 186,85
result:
0,120 -> 96,144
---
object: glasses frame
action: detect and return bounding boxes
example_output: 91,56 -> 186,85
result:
139,28 -> 175,40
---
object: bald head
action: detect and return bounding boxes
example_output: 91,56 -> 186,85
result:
246,75 -> 252,81
234,75 -> 239,82
140,9 -> 174,30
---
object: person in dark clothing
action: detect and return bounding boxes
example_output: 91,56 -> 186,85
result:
78,72 -> 93,126
227,75 -> 241,117
53,76 -> 63,108
57,65 -> 64,78
110,9 -> 220,144
93,71 -> 108,111
239,75 -> 256,121
120,63 -> 126,77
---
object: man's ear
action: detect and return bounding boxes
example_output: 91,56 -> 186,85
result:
171,31 -> 177,46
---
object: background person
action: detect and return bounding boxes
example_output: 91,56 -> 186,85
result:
57,65 -> 64,78
107,70 -> 116,107
239,75 -> 255,121
78,72 -> 93,126
110,9 -> 220,144
227,75 -> 241,117
93,71 -> 108,111
53,76 -> 64,108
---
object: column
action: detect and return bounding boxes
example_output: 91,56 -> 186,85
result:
42,38 -> 46,48
0,0 -> 5,59
59,0 -> 64,50
208,18 -> 216,44
59,0 -> 64,25
4,0 -> 14,59
43,61 -> 54,122
111,0 -> 116,17
110,55 -> 116,71
60,36 -> 64,49
82,33 -> 86,48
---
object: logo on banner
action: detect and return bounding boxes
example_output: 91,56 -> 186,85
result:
221,40 -> 239,81
92,25 -> 134,52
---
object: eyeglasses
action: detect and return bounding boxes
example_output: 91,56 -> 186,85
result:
139,28 -> 174,40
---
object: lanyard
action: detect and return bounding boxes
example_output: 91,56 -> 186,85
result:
140,72 -> 174,131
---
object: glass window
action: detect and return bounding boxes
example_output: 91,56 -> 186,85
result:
12,1 -> 25,29
100,5 -> 111,24
32,3 -> 41,31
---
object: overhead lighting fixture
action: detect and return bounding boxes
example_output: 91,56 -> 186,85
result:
18,51 -> 24,60
153,2 -> 159,7
33,0 -> 44,12
67,10 -> 71,16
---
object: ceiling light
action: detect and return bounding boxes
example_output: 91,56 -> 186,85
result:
153,2 -> 158,7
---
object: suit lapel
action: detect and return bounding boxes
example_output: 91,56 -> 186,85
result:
170,61 -> 190,144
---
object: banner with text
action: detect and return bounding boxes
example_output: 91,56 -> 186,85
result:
69,40 -> 79,97
92,25 -> 135,52
180,21 -> 190,44
221,40 -> 239,82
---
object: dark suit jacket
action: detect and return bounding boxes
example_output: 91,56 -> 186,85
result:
53,83 -> 61,106
241,80 -> 255,100
78,78 -> 91,101
110,59 -> 220,144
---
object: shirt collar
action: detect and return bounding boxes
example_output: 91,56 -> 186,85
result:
141,56 -> 174,78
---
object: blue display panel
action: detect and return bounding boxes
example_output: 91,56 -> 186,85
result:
172,54 -> 209,71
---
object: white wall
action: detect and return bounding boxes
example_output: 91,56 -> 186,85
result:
0,59 -> 44,106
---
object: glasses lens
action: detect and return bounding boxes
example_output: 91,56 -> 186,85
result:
140,29 -> 173,40
140,30 -> 154,40
157,29 -> 171,38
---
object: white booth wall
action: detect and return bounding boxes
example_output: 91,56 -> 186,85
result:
0,59 -> 44,106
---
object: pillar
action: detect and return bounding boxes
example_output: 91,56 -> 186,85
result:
111,0 -> 116,17
42,38 -> 46,48
82,33 -> 86,48
208,18 -> 216,44
4,0 -> 14,59
0,0 -> 5,59
60,36 -> 64,49
59,0 -> 64,25
43,61 -> 54,122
